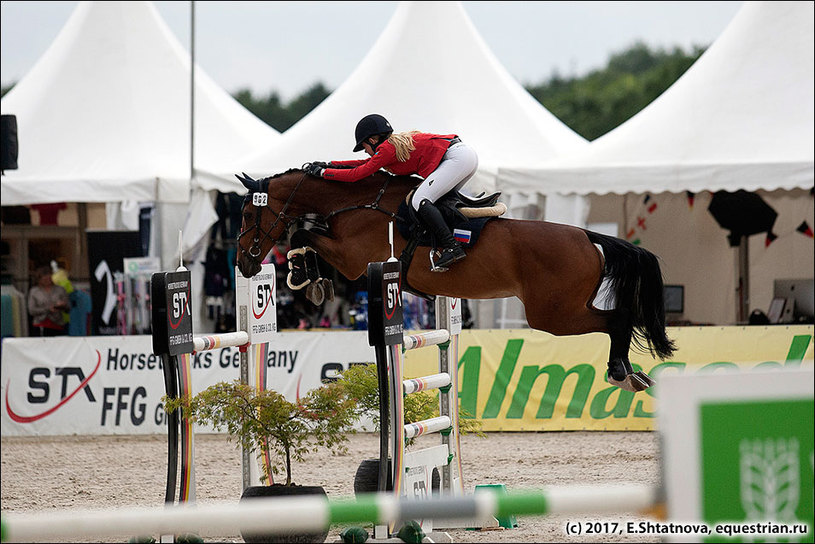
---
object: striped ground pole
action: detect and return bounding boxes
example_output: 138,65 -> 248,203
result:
0,485 -> 658,542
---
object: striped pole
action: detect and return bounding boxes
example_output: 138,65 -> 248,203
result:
0,485 -> 658,543
404,416 -> 452,439
402,329 -> 450,351
403,372 -> 451,394
192,331 -> 250,352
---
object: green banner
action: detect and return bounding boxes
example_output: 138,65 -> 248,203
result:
402,326 -> 814,431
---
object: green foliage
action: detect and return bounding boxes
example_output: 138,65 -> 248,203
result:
336,363 -> 484,446
524,41 -> 705,140
164,380 -> 358,486
233,82 -> 331,132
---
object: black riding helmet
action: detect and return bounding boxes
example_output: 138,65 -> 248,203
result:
353,114 -> 393,152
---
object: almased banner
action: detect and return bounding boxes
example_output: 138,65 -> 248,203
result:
1,326 -> 812,435
401,326 -> 814,431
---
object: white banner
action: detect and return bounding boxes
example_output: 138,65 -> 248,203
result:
1,332 -> 376,437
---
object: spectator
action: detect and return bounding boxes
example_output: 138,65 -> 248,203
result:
28,266 -> 69,336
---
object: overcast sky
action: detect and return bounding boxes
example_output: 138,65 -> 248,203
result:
1,1 -> 744,101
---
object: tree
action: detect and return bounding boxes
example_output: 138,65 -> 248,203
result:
524,42 -> 705,140
164,380 -> 357,486
233,82 -> 331,132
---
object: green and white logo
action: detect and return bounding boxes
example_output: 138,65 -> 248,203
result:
700,399 -> 814,542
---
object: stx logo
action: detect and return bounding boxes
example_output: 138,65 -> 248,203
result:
169,290 -> 191,329
5,351 -> 101,423
385,280 -> 401,320
254,282 -> 275,319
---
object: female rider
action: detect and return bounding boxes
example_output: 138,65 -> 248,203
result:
303,114 -> 478,271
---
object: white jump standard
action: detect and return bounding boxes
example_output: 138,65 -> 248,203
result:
365,260 -> 466,541
150,263 -> 278,515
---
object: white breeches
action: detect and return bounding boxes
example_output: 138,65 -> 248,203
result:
410,142 -> 478,210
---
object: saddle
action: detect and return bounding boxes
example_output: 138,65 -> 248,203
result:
396,189 -> 505,298
396,189 -> 505,248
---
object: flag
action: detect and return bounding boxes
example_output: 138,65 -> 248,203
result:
765,231 -> 778,247
796,221 -> 814,238
686,191 -> 695,208
453,229 -> 472,244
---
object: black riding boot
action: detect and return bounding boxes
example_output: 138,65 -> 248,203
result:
416,199 -> 466,271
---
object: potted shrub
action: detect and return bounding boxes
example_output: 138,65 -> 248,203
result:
164,380 -> 358,543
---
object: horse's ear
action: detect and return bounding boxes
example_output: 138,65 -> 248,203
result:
235,172 -> 261,193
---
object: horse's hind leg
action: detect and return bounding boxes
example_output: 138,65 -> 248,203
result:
606,309 -> 655,392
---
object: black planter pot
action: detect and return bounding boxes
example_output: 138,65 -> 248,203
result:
240,484 -> 329,543
353,458 -> 439,496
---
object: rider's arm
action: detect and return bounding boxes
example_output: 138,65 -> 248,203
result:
329,159 -> 367,168
323,146 -> 396,182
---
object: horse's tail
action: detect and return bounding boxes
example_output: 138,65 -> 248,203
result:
585,230 -> 676,360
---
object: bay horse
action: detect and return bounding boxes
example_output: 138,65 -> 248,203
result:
235,168 -> 675,392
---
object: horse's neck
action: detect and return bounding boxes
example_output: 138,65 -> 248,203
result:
290,174 -> 413,279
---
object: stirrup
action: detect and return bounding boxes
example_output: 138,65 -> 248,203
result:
429,247 -> 466,272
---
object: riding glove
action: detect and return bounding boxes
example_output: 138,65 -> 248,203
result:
303,162 -> 325,178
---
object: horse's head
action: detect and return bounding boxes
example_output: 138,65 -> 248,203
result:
235,171 -> 301,278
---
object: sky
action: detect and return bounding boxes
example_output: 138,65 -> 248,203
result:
1,1 -> 745,101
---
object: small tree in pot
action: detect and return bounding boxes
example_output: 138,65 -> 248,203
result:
165,380 -> 358,543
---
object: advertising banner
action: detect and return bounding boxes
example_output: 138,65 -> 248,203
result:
1,332 -> 376,437
2,325 -> 812,436
398,325 -> 814,431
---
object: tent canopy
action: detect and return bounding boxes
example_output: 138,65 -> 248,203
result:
206,1 -> 586,196
497,1 -> 814,196
1,1 -> 279,206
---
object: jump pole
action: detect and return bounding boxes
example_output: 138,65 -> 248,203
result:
0,484 -> 659,542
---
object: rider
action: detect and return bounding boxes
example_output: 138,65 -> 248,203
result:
303,114 -> 478,271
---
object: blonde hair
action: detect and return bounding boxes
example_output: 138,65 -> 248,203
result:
387,131 -> 420,162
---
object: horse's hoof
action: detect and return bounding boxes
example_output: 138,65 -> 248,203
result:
306,282 -> 325,306
607,372 -> 653,392
633,371 -> 655,388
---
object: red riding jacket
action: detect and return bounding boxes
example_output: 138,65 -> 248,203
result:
323,133 -> 458,182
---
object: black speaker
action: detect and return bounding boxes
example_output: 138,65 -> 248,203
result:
707,190 -> 777,247
1,114 -> 19,170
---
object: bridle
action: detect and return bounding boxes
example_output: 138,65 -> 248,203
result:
237,173 -> 307,265
237,170 -> 403,269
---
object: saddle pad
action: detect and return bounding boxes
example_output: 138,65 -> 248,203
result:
395,201 -> 492,248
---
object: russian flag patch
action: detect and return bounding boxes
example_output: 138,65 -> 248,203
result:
453,229 -> 472,244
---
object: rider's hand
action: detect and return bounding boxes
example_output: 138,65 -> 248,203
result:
303,162 -> 325,178
311,161 -> 330,168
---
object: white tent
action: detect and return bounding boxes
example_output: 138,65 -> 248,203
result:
497,1 -> 813,195
0,0 -> 279,207
1,0 -> 281,334
205,1 -> 587,200
496,1 -> 814,326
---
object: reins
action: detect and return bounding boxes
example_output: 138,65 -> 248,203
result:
323,174 -> 399,222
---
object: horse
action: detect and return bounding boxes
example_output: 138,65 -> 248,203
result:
235,168 -> 675,392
